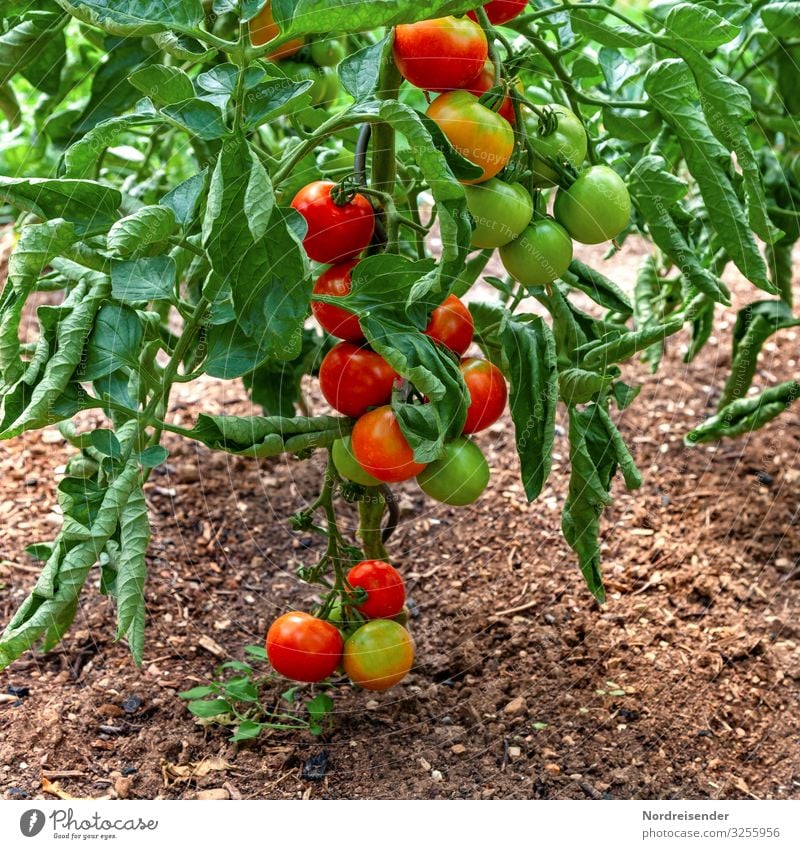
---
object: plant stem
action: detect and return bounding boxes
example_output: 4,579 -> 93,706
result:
370,52 -> 402,195
358,490 -> 389,561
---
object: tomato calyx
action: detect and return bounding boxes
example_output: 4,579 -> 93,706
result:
330,175 -> 366,207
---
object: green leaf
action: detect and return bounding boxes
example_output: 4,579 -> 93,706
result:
559,367 -> 613,405
580,316 -> 684,372
82,302 -> 143,380
161,97 -> 228,140
108,206 -> 177,260
53,0 -> 203,36
0,177 -> 120,236
686,381 -> 800,444
761,3 -> 800,37
187,698 -> 233,717
231,720 -> 263,741
111,256 -> 177,303
0,9 -> 66,86
628,156 -> 730,305
89,429 -> 121,458
179,685 -> 215,700
567,8 -> 650,48
128,64 -> 195,106
661,3 -> 740,49
185,413 -> 352,458
500,313 -> 558,501
161,170 -> 207,230
633,254 -> 666,372
596,405 -> 642,491
0,460 -> 141,668
563,260 -> 633,316
643,62 -> 774,291
339,35 -> 391,101
243,76 -> 315,128
138,445 -> 169,468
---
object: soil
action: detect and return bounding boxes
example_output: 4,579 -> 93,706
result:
0,231 -> 799,801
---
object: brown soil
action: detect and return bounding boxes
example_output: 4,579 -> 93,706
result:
0,236 -> 799,801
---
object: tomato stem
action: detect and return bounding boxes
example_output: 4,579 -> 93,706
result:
358,490 -> 390,561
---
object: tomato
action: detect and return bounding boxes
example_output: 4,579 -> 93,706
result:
393,16 -> 487,92
310,39 -> 346,67
343,620 -> 414,691
463,178 -> 532,248
291,181 -> 375,264
460,358 -> 507,434
332,436 -> 382,487
465,60 -> 518,124
266,611 -> 342,683
427,91 -> 514,184
499,217 -> 573,285
351,405 -> 427,483
281,62 -> 337,107
425,294 -> 474,355
553,165 -> 631,244
312,261 -> 363,341
524,104 -> 587,187
319,342 -> 397,418
417,437 -> 490,506
249,1 -> 304,59
347,560 -> 405,619
469,0 -> 530,26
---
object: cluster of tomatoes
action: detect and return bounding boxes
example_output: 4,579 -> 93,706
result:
393,8 -> 632,283
289,179 -> 507,506
266,559 -> 413,691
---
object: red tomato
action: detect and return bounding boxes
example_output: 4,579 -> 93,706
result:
291,181 -> 375,264
266,611 -> 342,683
249,1 -> 304,59
461,357 -> 508,433
347,560 -> 406,619
466,59 -> 518,124
319,342 -> 398,418
426,91 -> 514,184
425,294 -> 474,355
393,16 -> 487,91
312,260 -> 363,341
352,405 -> 427,483
469,0 -> 529,26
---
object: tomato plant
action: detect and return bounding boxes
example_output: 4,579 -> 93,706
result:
347,560 -> 405,619
393,15 -> 487,91
319,342 -> 398,417
425,294 -> 474,355
427,90 -> 515,182
291,181 -> 375,263
266,612 -> 343,683
461,359 -> 509,434
0,0 -> 797,731
343,620 -> 414,691
417,437 -> 490,506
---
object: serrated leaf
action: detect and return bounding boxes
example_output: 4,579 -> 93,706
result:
53,0 -> 203,36
108,206 -> 177,259
111,255 -> 177,303
128,64 -> 195,106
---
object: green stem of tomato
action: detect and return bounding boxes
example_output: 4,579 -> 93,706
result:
358,490 -> 389,561
474,7 -> 502,86
370,51 -> 402,196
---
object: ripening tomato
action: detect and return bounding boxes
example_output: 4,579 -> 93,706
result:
291,181 -> 375,264
249,1 -> 304,59
465,59 -> 519,124
312,260 -> 363,341
553,165 -> 631,244
427,91 -> 514,184
332,436 -> 382,487
425,294 -> 474,355
499,217 -> 573,285
343,619 -> 414,691
461,358 -> 508,434
524,104 -> 588,187
319,342 -> 397,418
393,16 -> 487,91
352,405 -> 427,483
469,0 -> 530,26
347,560 -> 406,619
417,437 -> 490,506
310,38 -> 347,67
266,611 -> 343,683
463,178 -> 533,248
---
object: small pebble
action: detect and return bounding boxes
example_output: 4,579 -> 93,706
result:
451,744 -> 466,755
504,696 -> 526,716
196,788 -> 229,800
431,770 -> 443,782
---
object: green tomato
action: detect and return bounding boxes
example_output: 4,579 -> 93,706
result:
499,218 -> 573,286
332,436 -> 382,487
416,437 -> 490,506
281,63 -> 336,107
463,178 -> 533,249
311,39 -> 347,67
553,165 -> 631,245
525,104 -> 588,187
